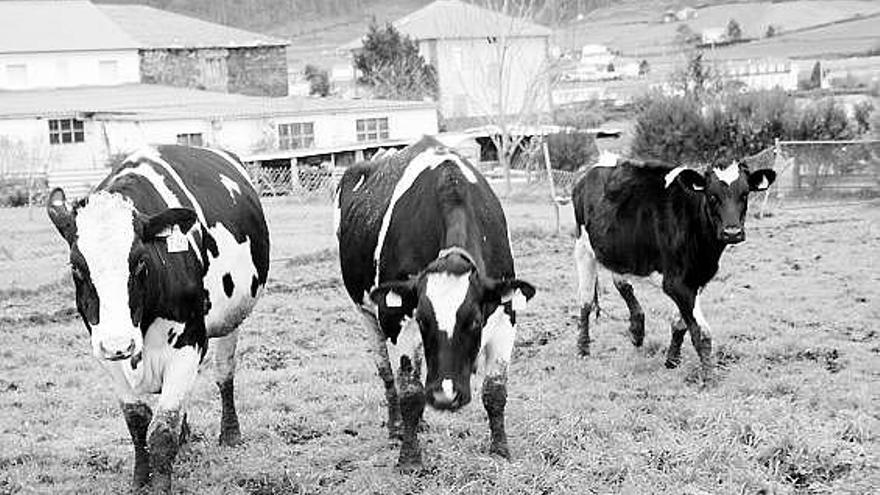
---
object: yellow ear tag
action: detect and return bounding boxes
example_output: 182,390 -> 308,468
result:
166,225 -> 188,253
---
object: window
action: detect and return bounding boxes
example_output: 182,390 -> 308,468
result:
48,119 -> 85,145
176,133 -> 204,147
203,57 -> 225,88
98,60 -> 118,84
6,64 -> 27,88
356,118 -> 389,142
278,122 -> 314,150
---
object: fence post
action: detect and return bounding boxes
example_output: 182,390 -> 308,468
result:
542,139 -> 562,235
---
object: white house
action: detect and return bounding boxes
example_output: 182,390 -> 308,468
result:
342,0 -> 553,122
0,1 -> 140,90
0,85 -> 438,196
716,58 -> 799,91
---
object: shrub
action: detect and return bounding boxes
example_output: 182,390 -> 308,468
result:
552,102 -> 605,130
727,19 -> 743,42
547,132 -> 598,172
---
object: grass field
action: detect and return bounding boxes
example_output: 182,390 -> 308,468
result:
1,198 -> 878,494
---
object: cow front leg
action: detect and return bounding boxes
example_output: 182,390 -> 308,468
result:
122,401 -> 152,490
358,307 -> 401,439
480,306 -> 516,459
213,329 -> 242,446
397,355 -> 425,471
612,274 -> 645,347
574,227 -> 599,356
149,345 -> 200,493
662,279 -> 713,378
665,317 -> 688,369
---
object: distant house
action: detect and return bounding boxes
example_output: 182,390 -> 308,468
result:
662,10 -> 678,23
342,0 -> 553,122
99,4 -> 290,97
0,1 -> 140,90
701,27 -> 728,46
716,58 -> 799,91
580,44 -> 614,70
677,7 -> 698,21
0,85 -> 438,195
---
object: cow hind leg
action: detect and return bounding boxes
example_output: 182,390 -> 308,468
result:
122,401 -> 152,490
574,227 -> 599,356
214,329 -> 242,446
358,307 -> 402,439
397,355 -> 425,471
612,274 -> 645,347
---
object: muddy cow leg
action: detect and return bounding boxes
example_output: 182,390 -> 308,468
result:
358,307 -> 402,439
122,401 -> 153,490
214,329 -> 242,446
397,355 -> 425,471
612,273 -> 645,347
149,346 -> 201,493
480,306 -> 517,459
574,226 -> 599,356
662,278 -> 713,378
665,317 -> 688,369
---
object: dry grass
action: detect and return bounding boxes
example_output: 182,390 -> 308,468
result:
1,198 -> 878,494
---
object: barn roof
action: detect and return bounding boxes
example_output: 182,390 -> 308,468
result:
0,1 -> 138,54
341,0 -> 551,50
99,4 -> 289,49
0,84 -> 435,121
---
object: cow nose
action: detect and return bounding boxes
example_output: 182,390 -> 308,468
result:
431,379 -> 460,410
722,226 -> 745,243
100,339 -> 136,361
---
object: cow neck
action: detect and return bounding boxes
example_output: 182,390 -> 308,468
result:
669,186 -> 726,284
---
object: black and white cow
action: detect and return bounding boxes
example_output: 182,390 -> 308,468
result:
336,136 -> 535,469
572,154 -> 775,376
47,145 -> 269,492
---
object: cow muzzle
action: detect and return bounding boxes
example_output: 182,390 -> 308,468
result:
426,378 -> 469,411
95,332 -> 141,361
721,226 -> 745,244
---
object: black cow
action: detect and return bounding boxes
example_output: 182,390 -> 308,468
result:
336,136 -> 535,469
572,155 -> 775,376
47,145 -> 269,492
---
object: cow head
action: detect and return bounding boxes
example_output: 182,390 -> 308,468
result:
671,162 -> 776,244
369,248 -> 535,411
47,188 -> 198,361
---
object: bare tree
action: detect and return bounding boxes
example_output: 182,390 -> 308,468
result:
439,0 -> 559,197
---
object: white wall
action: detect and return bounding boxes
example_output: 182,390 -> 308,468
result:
424,37 -> 551,119
0,50 -> 139,90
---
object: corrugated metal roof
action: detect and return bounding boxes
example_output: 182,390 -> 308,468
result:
0,1 -> 138,54
99,4 -> 289,49
342,0 -> 551,50
0,84 -> 435,120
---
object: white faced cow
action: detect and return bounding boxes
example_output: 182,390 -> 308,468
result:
47,145 -> 269,492
572,156 -> 775,378
336,136 -> 535,469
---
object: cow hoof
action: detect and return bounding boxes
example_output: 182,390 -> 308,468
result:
664,357 -> 681,369
628,325 -> 645,347
418,419 -> 430,433
218,429 -> 242,447
489,442 -> 510,460
148,473 -> 172,495
577,344 -> 591,357
396,450 -> 422,473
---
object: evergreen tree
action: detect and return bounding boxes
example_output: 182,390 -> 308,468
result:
352,20 -> 438,101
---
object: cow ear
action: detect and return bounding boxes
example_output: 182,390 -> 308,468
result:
46,188 -> 77,245
748,169 -> 776,192
483,278 -> 536,311
369,279 -> 418,315
141,208 -> 198,241
676,169 -> 707,192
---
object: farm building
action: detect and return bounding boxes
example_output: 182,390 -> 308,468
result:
0,1 -> 140,90
342,0 -> 553,122
0,1 -> 290,97
715,58 -> 799,91
99,4 -> 290,97
0,84 -> 438,197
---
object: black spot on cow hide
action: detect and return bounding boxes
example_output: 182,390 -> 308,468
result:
222,274 -> 234,297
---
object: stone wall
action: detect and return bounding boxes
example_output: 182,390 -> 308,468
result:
140,48 -> 229,92
140,46 -> 288,97
226,46 -> 288,97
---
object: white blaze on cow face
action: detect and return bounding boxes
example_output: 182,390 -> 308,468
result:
75,192 -> 142,359
715,162 -> 740,185
664,166 -> 688,188
424,271 -> 472,338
